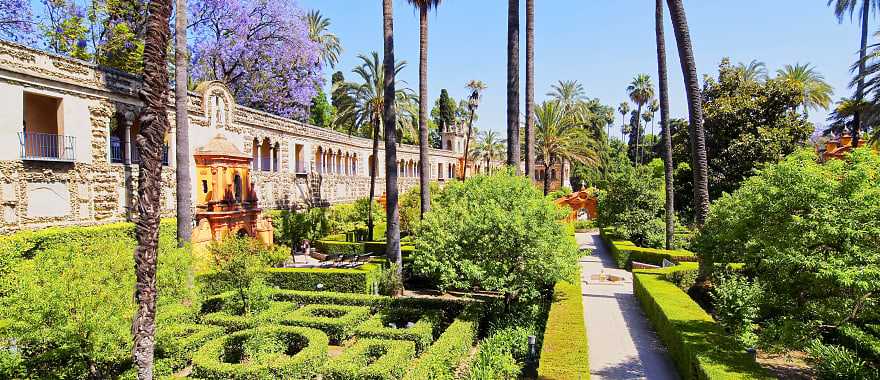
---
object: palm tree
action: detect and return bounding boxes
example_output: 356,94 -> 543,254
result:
666,0 -> 711,230
548,80 -> 586,110
829,0 -> 878,147
336,53 -> 412,240
174,0 -> 191,247
627,74 -> 654,165
133,0 -> 173,377
827,97 -> 876,139
776,63 -> 833,115
507,0 -> 520,169
473,130 -> 505,173
735,60 -> 768,82
382,0 -> 403,296
462,80 -> 487,179
535,101 -> 599,195
525,0 -> 535,179
618,101 -> 630,141
307,10 -> 343,69
405,0 -> 442,220
656,0 -> 675,250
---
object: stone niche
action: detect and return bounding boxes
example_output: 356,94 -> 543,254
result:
27,182 -> 71,218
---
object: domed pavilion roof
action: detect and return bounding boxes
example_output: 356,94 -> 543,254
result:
194,134 -> 251,159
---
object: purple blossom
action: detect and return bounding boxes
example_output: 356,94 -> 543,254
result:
76,39 -> 87,49
124,40 -> 134,50
0,0 -> 36,43
189,0 -> 322,120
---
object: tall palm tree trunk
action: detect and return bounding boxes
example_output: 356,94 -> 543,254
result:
462,110 -> 475,180
383,0 -> 403,296
133,0 -> 172,378
656,0 -> 675,250
854,0 -> 870,147
368,119 -> 380,240
506,0 -> 520,170
524,0 -> 535,178
634,104 -> 643,164
417,7 -> 431,218
666,0 -> 709,228
175,0 -> 192,247
543,158 -> 553,195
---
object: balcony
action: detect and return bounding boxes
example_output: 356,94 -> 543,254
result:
110,136 -> 169,165
19,132 -> 76,162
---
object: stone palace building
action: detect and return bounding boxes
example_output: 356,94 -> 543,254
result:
0,40 -> 568,234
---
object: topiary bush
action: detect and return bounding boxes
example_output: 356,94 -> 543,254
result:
413,170 -> 580,303
353,308 -> 441,353
191,325 -> 328,380
403,311 -> 480,380
275,304 -> 372,343
322,339 -> 416,380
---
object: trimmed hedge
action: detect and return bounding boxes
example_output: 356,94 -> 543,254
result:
275,304 -> 373,343
314,240 -> 366,256
322,339 -> 416,380
364,241 -> 416,255
633,267 -> 774,380
403,311 -> 479,380
272,289 -> 390,308
0,219 -> 176,278
156,323 -> 225,370
201,312 -> 256,333
265,264 -> 382,294
600,228 -> 696,270
354,308 -> 441,353
537,276 -> 590,380
191,325 -> 328,380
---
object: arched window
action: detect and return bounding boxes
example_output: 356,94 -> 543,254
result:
233,173 -> 243,202
252,138 -> 259,171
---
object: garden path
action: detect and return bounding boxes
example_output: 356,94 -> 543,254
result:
577,232 -> 679,380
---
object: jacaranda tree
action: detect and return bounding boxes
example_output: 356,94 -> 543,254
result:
189,0 -> 322,120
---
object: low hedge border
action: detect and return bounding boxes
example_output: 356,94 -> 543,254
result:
272,289 -> 390,308
633,266 -> 774,379
402,309 -> 480,380
265,264 -> 382,294
276,304 -> 373,343
201,312 -> 256,333
191,325 -> 328,380
353,308 -> 441,353
322,338 -> 416,380
537,272 -> 590,380
599,228 -> 696,270
156,323 -> 225,370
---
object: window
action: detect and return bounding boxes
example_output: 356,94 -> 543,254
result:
233,174 -> 243,202
202,180 -> 208,194
21,92 -> 74,161
294,144 -> 305,173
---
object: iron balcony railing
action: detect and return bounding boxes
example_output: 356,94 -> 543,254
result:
110,136 -> 168,165
19,132 -> 76,162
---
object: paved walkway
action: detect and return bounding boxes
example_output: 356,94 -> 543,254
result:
577,232 -> 679,380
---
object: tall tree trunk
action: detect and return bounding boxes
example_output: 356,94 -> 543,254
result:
506,0 -> 521,170
524,0 -> 535,178
462,109 -> 475,180
368,118 -> 380,240
133,0 -> 173,378
383,0 -> 403,296
666,0 -> 709,228
634,103 -> 643,164
543,158 -> 552,196
175,0 -> 192,247
417,7 -> 431,219
656,0 -> 675,250
854,0 -> 870,147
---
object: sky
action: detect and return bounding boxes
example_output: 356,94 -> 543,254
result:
298,0 -> 864,140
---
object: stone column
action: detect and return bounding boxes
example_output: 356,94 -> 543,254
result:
124,120 -> 132,165
257,142 -> 263,172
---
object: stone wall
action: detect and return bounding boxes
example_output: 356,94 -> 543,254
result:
0,40 -> 460,234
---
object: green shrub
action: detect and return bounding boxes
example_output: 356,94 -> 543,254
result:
808,340 -> 878,380
399,182 -> 441,234
205,236 -> 280,314
633,267 -> 773,379
201,312 -> 257,333
156,323 -> 225,370
275,304 -> 372,343
711,273 -> 762,347
606,238 -> 696,270
0,232 -> 192,380
353,308 -> 440,353
191,325 -> 328,380
265,264 -> 381,294
597,167 -> 665,248
468,326 -> 533,380
272,289 -> 390,308
571,219 -> 596,232
537,277 -> 589,380
413,170 -> 580,302
694,149 -> 880,341
323,339 -> 416,380
834,324 -> 880,364
271,209 -> 330,248
662,263 -> 699,291
403,312 -> 480,380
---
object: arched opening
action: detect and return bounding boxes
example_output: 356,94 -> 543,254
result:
260,138 -> 271,172
236,228 -> 249,238
315,146 -> 323,174
233,173 -> 243,202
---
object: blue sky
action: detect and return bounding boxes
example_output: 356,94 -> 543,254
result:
298,0 -> 863,139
